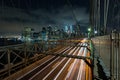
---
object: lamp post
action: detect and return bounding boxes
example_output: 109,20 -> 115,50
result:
88,28 -> 91,39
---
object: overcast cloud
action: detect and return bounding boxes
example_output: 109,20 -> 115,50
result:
0,5 -> 89,34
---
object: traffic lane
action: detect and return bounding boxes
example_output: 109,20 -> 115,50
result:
54,47 -> 80,80
78,60 -> 86,80
77,47 -> 87,80
30,47 -> 74,80
43,58 -> 69,80
66,59 -> 82,80
65,46 -> 85,79
30,57 -> 64,80
86,52 -> 93,80
17,46 -> 70,80
55,58 -> 75,80
18,42 -> 85,79
43,47 -> 79,80
17,55 -> 53,80
54,47 -> 81,80
43,46 -> 79,80
77,43 -> 92,80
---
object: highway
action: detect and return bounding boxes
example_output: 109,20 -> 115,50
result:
17,39 -> 92,80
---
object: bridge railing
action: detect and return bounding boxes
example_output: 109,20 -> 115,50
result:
92,33 -> 120,80
0,40 -> 65,79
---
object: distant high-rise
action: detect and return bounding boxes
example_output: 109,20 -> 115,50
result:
22,27 -> 34,42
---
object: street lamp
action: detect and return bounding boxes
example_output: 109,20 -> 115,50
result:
87,28 -> 91,38
88,28 -> 91,32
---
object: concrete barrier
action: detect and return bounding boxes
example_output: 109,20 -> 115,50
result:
92,33 -> 120,80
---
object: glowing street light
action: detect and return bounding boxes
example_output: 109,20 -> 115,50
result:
88,28 -> 91,32
94,30 -> 97,34
87,27 -> 91,39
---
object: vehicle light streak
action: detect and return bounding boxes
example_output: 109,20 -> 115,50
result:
17,46 -> 70,80
54,46 -> 78,80
42,47 -> 79,80
29,46 -> 73,80
65,43 -> 85,79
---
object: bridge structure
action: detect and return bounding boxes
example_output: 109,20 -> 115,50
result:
0,34 -> 120,80
0,0 -> 120,80
0,39 -> 93,80
90,0 -> 120,80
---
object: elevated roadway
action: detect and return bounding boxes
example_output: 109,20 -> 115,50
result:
14,39 -> 92,80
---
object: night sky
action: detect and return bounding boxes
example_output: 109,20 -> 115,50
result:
0,0 -> 90,34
